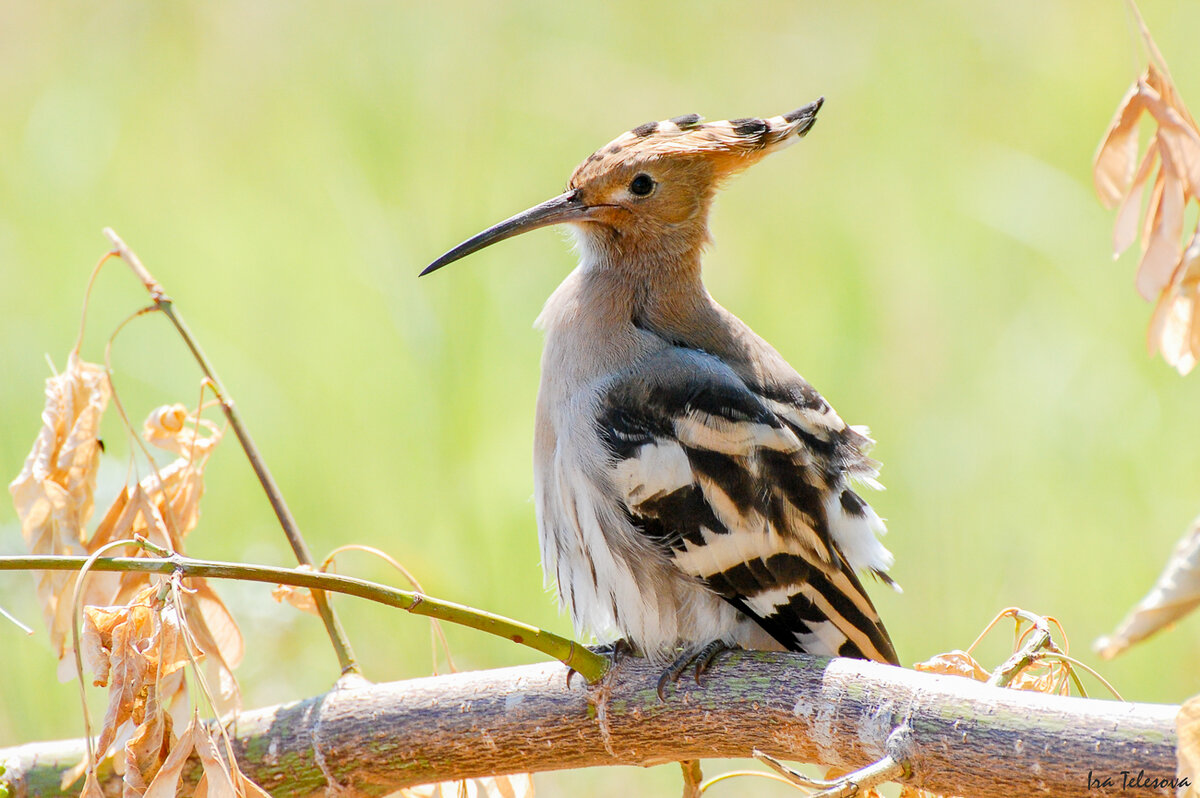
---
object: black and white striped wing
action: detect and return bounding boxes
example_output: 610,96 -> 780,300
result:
597,348 -> 898,665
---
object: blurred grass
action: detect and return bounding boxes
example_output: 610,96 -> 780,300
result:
3,1 -> 1200,794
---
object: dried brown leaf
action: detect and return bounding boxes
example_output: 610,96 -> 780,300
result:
1148,249 -> 1194,369
96,486 -> 176,608
1096,516 -> 1200,658
912,650 -> 989,682
1142,167 -> 1166,254
193,722 -> 238,798
395,775 -> 535,798
90,587 -> 158,761
128,405 -> 221,554
143,403 -> 221,457
123,701 -> 172,797
82,604 -> 126,687
1185,239 -> 1200,329
9,355 -> 118,670
125,482 -> 179,555
271,583 -> 319,615
1115,138 -> 1159,257
176,582 -> 242,713
1143,66 -> 1200,200
489,774 -> 535,798
156,604 -> 191,681
1007,666 -> 1060,695
93,404 -> 221,567
1168,229 -> 1200,373
1149,282 -> 1199,375
145,602 -> 193,736
192,581 -> 244,670
143,714 -> 199,798
100,464 -> 216,604
75,581 -> 201,795
149,462 -> 207,549
11,354 -> 110,532
142,711 -> 272,798
227,753 -> 273,798
80,769 -> 106,798
271,564 -> 320,616
1096,55 -> 1200,374
87,485 -> 131,553
1147,59 -> 1200,125
1138,160 -> 1186,300
1178,695 -> 1200,796
1094,79 -> 1147,208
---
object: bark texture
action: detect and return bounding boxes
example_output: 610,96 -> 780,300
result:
0,651 -> 1180,797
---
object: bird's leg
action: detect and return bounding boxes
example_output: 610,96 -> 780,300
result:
591,637 -> 636,665
690,639 -> 734,683
566,638 -> 637,688
656,640 -> 738,701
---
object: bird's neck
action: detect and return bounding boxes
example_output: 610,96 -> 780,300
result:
571,226 -> 715,337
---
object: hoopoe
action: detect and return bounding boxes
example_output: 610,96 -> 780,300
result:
423,99 -> 899,689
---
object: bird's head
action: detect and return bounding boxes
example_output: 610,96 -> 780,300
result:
421,98 -> 823,276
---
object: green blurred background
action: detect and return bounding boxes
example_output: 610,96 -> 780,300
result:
3,1 -> 1200,794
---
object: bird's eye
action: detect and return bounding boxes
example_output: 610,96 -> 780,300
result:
629,173 -> 656,197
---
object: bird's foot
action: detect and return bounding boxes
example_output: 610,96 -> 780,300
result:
566,638 -> 637,688
593,638 -> 637,665
656,640 -> 738,701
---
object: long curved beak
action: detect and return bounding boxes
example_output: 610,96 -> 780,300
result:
421,189 -> 590,276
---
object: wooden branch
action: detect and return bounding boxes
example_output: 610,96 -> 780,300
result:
0,652 -> 1180,798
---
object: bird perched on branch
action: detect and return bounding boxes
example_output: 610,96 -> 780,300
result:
423,99 -> 899,689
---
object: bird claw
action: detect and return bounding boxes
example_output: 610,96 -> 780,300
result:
594,638 -> 636,665
691,639 -> 733,684
566,638 -> 636,688
656,640 -> 736,701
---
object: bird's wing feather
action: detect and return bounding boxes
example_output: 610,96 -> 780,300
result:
597,347 -> 898,665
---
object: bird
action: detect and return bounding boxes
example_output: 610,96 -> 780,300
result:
422,99 -> 899,690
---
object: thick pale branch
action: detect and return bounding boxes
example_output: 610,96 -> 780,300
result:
0,652 -> 1179,798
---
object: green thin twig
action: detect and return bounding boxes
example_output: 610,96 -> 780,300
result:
101,227 -> 358,676
0,553 -> 610,684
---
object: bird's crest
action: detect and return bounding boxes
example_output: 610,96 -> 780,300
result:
571,98 -> 824,185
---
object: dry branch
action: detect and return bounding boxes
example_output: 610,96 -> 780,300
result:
0,652 -> 1179,798
102,227 -> 359,676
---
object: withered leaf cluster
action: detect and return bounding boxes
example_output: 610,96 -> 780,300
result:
9,353 -> 531,797
1095,62 -> 1200,373
914,609 -> 1091,697
1093,23 -> 1200,790
8,354 -> 254,796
